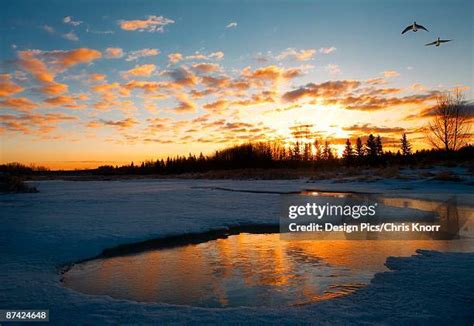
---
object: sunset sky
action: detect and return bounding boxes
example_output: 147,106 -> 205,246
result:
0,0 -> 472,169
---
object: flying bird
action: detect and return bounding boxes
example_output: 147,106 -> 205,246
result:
425,37 -> 452,47
401,21 -> 429,34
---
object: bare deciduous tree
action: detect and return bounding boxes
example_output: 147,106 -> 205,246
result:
426,88 -> 471,152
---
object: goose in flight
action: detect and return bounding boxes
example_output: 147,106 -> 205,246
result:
401,21 -> 429,34
425,37 -> 452,47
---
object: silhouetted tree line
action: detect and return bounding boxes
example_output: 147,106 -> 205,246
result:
1,133 -> 472,176
91,133 -> 473,175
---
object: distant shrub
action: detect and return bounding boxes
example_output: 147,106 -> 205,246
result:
0,162 -> 49,175
0,175 -> 38,193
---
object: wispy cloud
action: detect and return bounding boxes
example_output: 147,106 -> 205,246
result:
92,117 -> 138,129
89,73 -> 106,82
63,31 -> 79,41
0,74 -> 24,97
383,70 -> 400,78
226,22 -> 237,28
43,94 -> 87,109
0,112 -> 77,135
122,64 -> 156,78
105,47 -> 124,59
119,15 -> 175,32
125,48 -> 160,61
276,48 -> 317,61
191,62 -> 221,73
0,97 -> 38,111
342,123 -> 405,134
41,24 -> 55,34
256,47 -> 335,63
325,64 -> 341,76
63,16 -> 82,26
171,93 -> 197,113
319,47 -> 336,54
282,79 -> 438,111
16,48 -> 101,95
168,52 -> 183,64
186,51 -> 224,61
85,28 -> 114,35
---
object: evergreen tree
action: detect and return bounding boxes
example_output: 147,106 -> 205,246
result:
365,134 -> 378,158
292,141 -> 301,160
322,141 -> 333,160
314,139 -> 322,161
376,135 -> 383,156
303,142 -> 311,161
400,133 -> 412,156
343,139 -> 354,163
356,137 -> 364,158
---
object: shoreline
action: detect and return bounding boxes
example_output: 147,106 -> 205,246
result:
20,164 -> 473,184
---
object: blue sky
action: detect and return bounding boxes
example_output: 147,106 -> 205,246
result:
0,0 -> 472,168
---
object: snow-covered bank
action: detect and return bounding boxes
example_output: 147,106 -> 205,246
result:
1,179 -> 473,324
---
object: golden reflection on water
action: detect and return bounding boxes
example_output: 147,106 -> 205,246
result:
64,234 -> 473,308
64,195 -> 474,308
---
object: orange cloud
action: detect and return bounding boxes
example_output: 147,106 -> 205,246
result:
0,97 -> 38,111
337,92 -> 438,111
146,117 -> 172,131
366,77 -> 387,85
172,93 -> 197,113
91,82 -> 122,93
411,83 -> 427,91
283,79 -> 438,111
0,74 -> 24,97
44,95 -> 76,106
18,50 -> 55,84
43,95 -> 86,109
124,80 -> 172,95
201,75 -> 232,88
383,70 -> 400,78
203,99 -> 229,112
122,64 -> 156,78
41,82 -> 68,95
186,51 -> 224,61
191,63 -> 221,73
276,48 -> 317,61
105,47 -> 124,59
165,67 -> 198,87
0,112 -> 77,135
43,48 -> 102,68
242,65 -> 303,85
119,15 -> 175,32
94,117 -> 138,129
168,53 -> 183,64
90,82 -> 132,110
282,80 -> 361,102
86,118 -> 138,130
17,48 -> 101,95
89,73 -> 106,82
342,124 -> 405,134
232,90 -> 277,107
